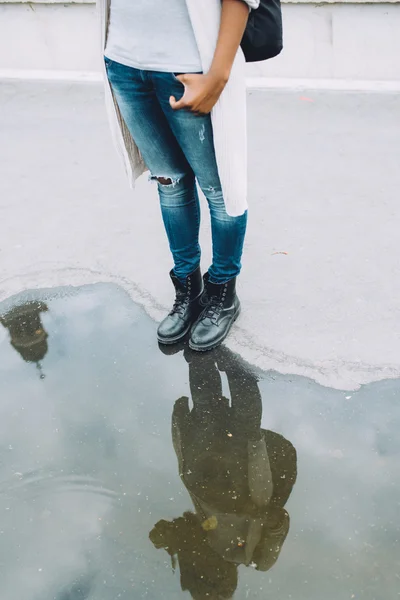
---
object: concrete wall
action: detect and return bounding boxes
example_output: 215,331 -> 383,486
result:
1,1 -> 400,80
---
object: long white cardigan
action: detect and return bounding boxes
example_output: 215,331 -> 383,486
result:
98,0 -> 260,216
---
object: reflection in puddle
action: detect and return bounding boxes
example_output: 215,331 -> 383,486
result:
1,301 -> 49,378
151,348 -> 297,598
0,283 -> 399,600
57,575 -> 95,600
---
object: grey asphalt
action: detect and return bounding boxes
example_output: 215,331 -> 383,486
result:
1,81 -> 400,389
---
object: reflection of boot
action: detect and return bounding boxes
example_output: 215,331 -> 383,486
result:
158,267 -> 203,345
190,273 -> 240,352
158,339 -> 186,356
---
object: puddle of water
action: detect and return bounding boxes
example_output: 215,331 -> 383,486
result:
0,283 -> 399,600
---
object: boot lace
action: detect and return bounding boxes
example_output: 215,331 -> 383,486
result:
200,284 -> 228,324
169,279 -> 192,316
201,297 -> 224,324
170,291 -> 190,316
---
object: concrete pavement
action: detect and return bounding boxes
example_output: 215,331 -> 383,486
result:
1,81 -> 400,389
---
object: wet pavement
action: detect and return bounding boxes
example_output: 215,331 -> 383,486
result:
1,283 -> 399,600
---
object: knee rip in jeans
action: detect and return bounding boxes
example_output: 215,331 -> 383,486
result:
150,175 -> 181,187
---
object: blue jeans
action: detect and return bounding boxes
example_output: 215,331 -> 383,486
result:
105,58 -> 247,285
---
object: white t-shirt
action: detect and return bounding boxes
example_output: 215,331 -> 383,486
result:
105,0 -> 202,73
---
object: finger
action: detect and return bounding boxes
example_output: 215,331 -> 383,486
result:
170,95 -> 188,111
176,74 -> 187,84
190,106 -> 208,116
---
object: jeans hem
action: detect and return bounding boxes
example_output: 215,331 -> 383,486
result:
207,272 -> 240,285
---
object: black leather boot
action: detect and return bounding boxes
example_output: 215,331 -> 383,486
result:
157,267 -> 203,345
189,273 -> 241,352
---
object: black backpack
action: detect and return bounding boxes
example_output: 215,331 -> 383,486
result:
241,0 -> 283,63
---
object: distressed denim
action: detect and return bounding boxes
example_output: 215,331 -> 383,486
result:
105,58 -> 247,284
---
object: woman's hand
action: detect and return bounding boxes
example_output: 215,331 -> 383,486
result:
170,0 -> 249,116
170,72 -> 228,115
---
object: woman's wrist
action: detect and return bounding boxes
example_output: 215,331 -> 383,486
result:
208,0 -> 250,87
208,66 -> 231,86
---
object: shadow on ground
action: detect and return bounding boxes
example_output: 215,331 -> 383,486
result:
0,283 -> 399,600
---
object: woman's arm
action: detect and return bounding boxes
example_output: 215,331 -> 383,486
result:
170,0 -> 250,115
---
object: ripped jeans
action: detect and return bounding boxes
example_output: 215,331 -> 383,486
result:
105,58 -> 247,284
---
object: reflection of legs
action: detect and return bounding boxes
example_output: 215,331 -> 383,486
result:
187,352 -> 223,407
217,349 -> 262,437
183,348 -> 262,432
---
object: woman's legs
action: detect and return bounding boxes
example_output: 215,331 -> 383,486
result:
105,58 -> 201,283
151,71 -> 247,284
204,188 -> 247,285
106,59 -> 247,348
157,178 -> 201,282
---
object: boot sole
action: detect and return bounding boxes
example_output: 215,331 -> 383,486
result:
188,304 -> 241,352
157,323 -> 192,346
